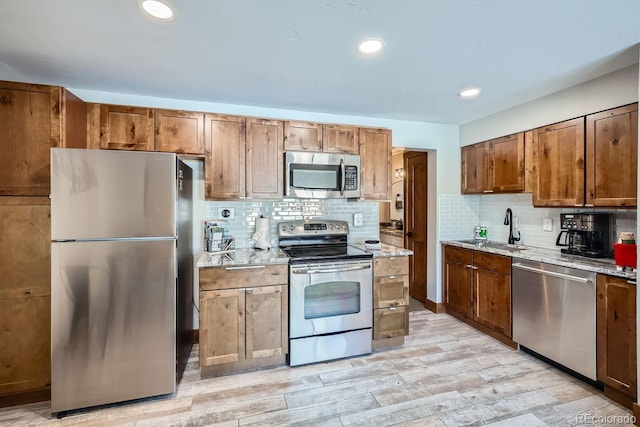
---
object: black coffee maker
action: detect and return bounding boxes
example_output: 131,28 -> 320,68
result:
556,213 -> 614,258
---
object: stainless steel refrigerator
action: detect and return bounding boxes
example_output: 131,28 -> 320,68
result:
50,148 -> 193,414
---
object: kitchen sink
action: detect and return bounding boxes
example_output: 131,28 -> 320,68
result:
483,242 -> 528,252
457,240 -> 528,252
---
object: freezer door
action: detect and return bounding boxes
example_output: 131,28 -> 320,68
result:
51,240 -> 176,413
51,148 -> 177,240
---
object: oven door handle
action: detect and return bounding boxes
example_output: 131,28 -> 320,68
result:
292,264 -> 371,274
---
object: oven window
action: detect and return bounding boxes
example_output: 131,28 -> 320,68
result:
304,281 -> 360,319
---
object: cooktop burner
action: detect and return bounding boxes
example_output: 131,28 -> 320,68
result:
278,219 -> 372,264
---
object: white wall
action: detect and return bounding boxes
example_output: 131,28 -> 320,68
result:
460,64 -> 639,145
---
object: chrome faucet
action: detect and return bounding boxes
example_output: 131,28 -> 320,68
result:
504,208 -> 521,245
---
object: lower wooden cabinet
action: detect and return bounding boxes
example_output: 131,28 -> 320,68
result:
443,245 -> 474,318
472,251 -> 512,337
372,256 -> 409,349
0,197 -> 51,402
443,244 -> 513,343
596,274 -> 636,406
199,264 -> 288,375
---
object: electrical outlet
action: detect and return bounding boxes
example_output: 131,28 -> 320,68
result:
353,212 -> 363,227
217,207 -> 235,220
543,217 -> 553,232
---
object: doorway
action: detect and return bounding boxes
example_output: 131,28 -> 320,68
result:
404,151 -> 428,304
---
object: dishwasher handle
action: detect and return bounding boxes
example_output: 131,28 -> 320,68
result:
512,263 -> 593,284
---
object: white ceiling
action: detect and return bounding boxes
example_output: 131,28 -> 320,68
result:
1,0 -> 639,125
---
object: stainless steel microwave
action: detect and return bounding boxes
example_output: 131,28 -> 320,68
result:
285,151 -> 360,199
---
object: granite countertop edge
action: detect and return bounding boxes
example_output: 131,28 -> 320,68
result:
197,248 -> 289,268
352,243 -> 414,257
441,240 -> 636,281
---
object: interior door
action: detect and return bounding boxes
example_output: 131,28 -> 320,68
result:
404,152 -> 428,303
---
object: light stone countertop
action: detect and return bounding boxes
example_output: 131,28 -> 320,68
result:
441,239 -> 636,281
379,227 -> 404,237
196,248 -> 289,268
352,243 -> 413,257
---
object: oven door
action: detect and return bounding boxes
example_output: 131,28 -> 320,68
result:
289,260 -> 372,339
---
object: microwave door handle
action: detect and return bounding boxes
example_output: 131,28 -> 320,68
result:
340,158 -> 345,196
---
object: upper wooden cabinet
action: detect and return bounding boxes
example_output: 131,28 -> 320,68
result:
283,121 -> 322,152
461,132 -> 524,194
245,118 -> 284,199
531,117 -> 585,207
99,104 -> 154,151
323,124 -> 359,154
155,109 -> 204,155
586,103 -> 638,207
491,133 -> 525,192
204,114 -> 246,200
461,142 -> 489,194
360,127 -> 392,200
0,81 -> 86,196
283,122 -> 359,154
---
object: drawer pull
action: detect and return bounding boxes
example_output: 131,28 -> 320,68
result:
388,306 -> 397,311
388,275 -> 396,279
224,265 -> 266,271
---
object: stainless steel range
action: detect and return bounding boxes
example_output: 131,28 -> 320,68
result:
278,219 -> 373,366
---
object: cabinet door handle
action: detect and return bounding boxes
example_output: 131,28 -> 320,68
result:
465,264 -> 478,270
627,280 -> 637,285
225,265 -> 266,271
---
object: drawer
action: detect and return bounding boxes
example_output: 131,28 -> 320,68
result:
443,245 -> 473,264
374,276 -> 409,308
199,264 -> 288,291
373,306 -> 409,340
374,256 -> 409,277
473,251 -> 511,275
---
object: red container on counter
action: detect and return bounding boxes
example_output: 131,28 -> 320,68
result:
613,243 -> 637,268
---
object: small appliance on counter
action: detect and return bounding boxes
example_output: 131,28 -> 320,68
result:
556,213 -> 614,258
364,239 -> 382,250
252,215 -> 271,250
613,232 -> 637,270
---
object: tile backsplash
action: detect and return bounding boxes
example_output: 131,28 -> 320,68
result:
204,198 -> 379,250
440,193 -> 637,250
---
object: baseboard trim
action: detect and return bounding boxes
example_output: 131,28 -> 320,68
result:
0,387 -> 50,408
633,402 -> 640,425
603,384 -> 634,410
425,299 -> 445,313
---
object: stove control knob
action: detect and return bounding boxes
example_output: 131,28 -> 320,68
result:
342,224 -> 347,230
280,225 -> 286,231
328,224 -> 333,229
288,225 -> 295,232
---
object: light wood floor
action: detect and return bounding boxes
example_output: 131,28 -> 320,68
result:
1,308 -> 635,426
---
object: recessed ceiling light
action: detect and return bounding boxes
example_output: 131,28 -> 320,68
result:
357,39 -> 383,55
141,0 -> 175,20
458,88 -> 482,98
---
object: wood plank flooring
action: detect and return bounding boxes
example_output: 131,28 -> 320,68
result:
1,307 -> 635,426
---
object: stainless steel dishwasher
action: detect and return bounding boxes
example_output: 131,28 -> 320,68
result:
512,260 -> 597,380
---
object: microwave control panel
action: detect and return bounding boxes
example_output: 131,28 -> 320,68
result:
344,166 -> 358,190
